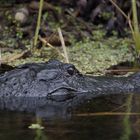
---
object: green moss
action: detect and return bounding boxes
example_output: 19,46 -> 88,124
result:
0,5 -> 135,74
68,36 -> 134,74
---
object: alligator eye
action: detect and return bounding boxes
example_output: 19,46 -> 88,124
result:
67,67 -> 75,76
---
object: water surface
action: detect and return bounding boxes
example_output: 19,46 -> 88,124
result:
0,94 -> 140,140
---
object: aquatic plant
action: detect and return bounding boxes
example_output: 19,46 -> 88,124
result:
131,0 -> 140,55
109,0 -> 140,56
34,0 -> 44,48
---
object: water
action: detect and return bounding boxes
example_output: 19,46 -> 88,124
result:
0,94 -> 140,140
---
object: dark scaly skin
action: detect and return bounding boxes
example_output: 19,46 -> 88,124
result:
0,60 -> 139,119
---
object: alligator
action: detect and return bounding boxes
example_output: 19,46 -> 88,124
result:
0,60 -> 140,119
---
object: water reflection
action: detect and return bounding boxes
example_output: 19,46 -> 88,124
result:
120,94 -> 132,140
0,94 -> 140,140
33,119 -> 47,140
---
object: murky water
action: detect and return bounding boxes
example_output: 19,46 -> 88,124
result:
0,94 -> 140,140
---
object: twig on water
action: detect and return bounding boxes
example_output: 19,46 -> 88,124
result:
75,112 -> 140,117
58,27 -> 69,63
0,49 -> 1,66
1,50 -> 29,63
39,36 -> 65,58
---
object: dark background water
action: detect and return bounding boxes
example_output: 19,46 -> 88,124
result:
0,94 -> 140,140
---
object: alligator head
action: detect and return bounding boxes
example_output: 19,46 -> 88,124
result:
0,59 -> 139,102
20,59 -> 94,100
0,60 -> 97,119
0,60 -> 86,98
0,60 -> 140,119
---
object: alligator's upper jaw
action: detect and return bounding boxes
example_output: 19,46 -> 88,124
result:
47,76 -> 97,102
47,86 -> 90,102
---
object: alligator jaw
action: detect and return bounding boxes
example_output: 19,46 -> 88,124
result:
47,86 -> 89,102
